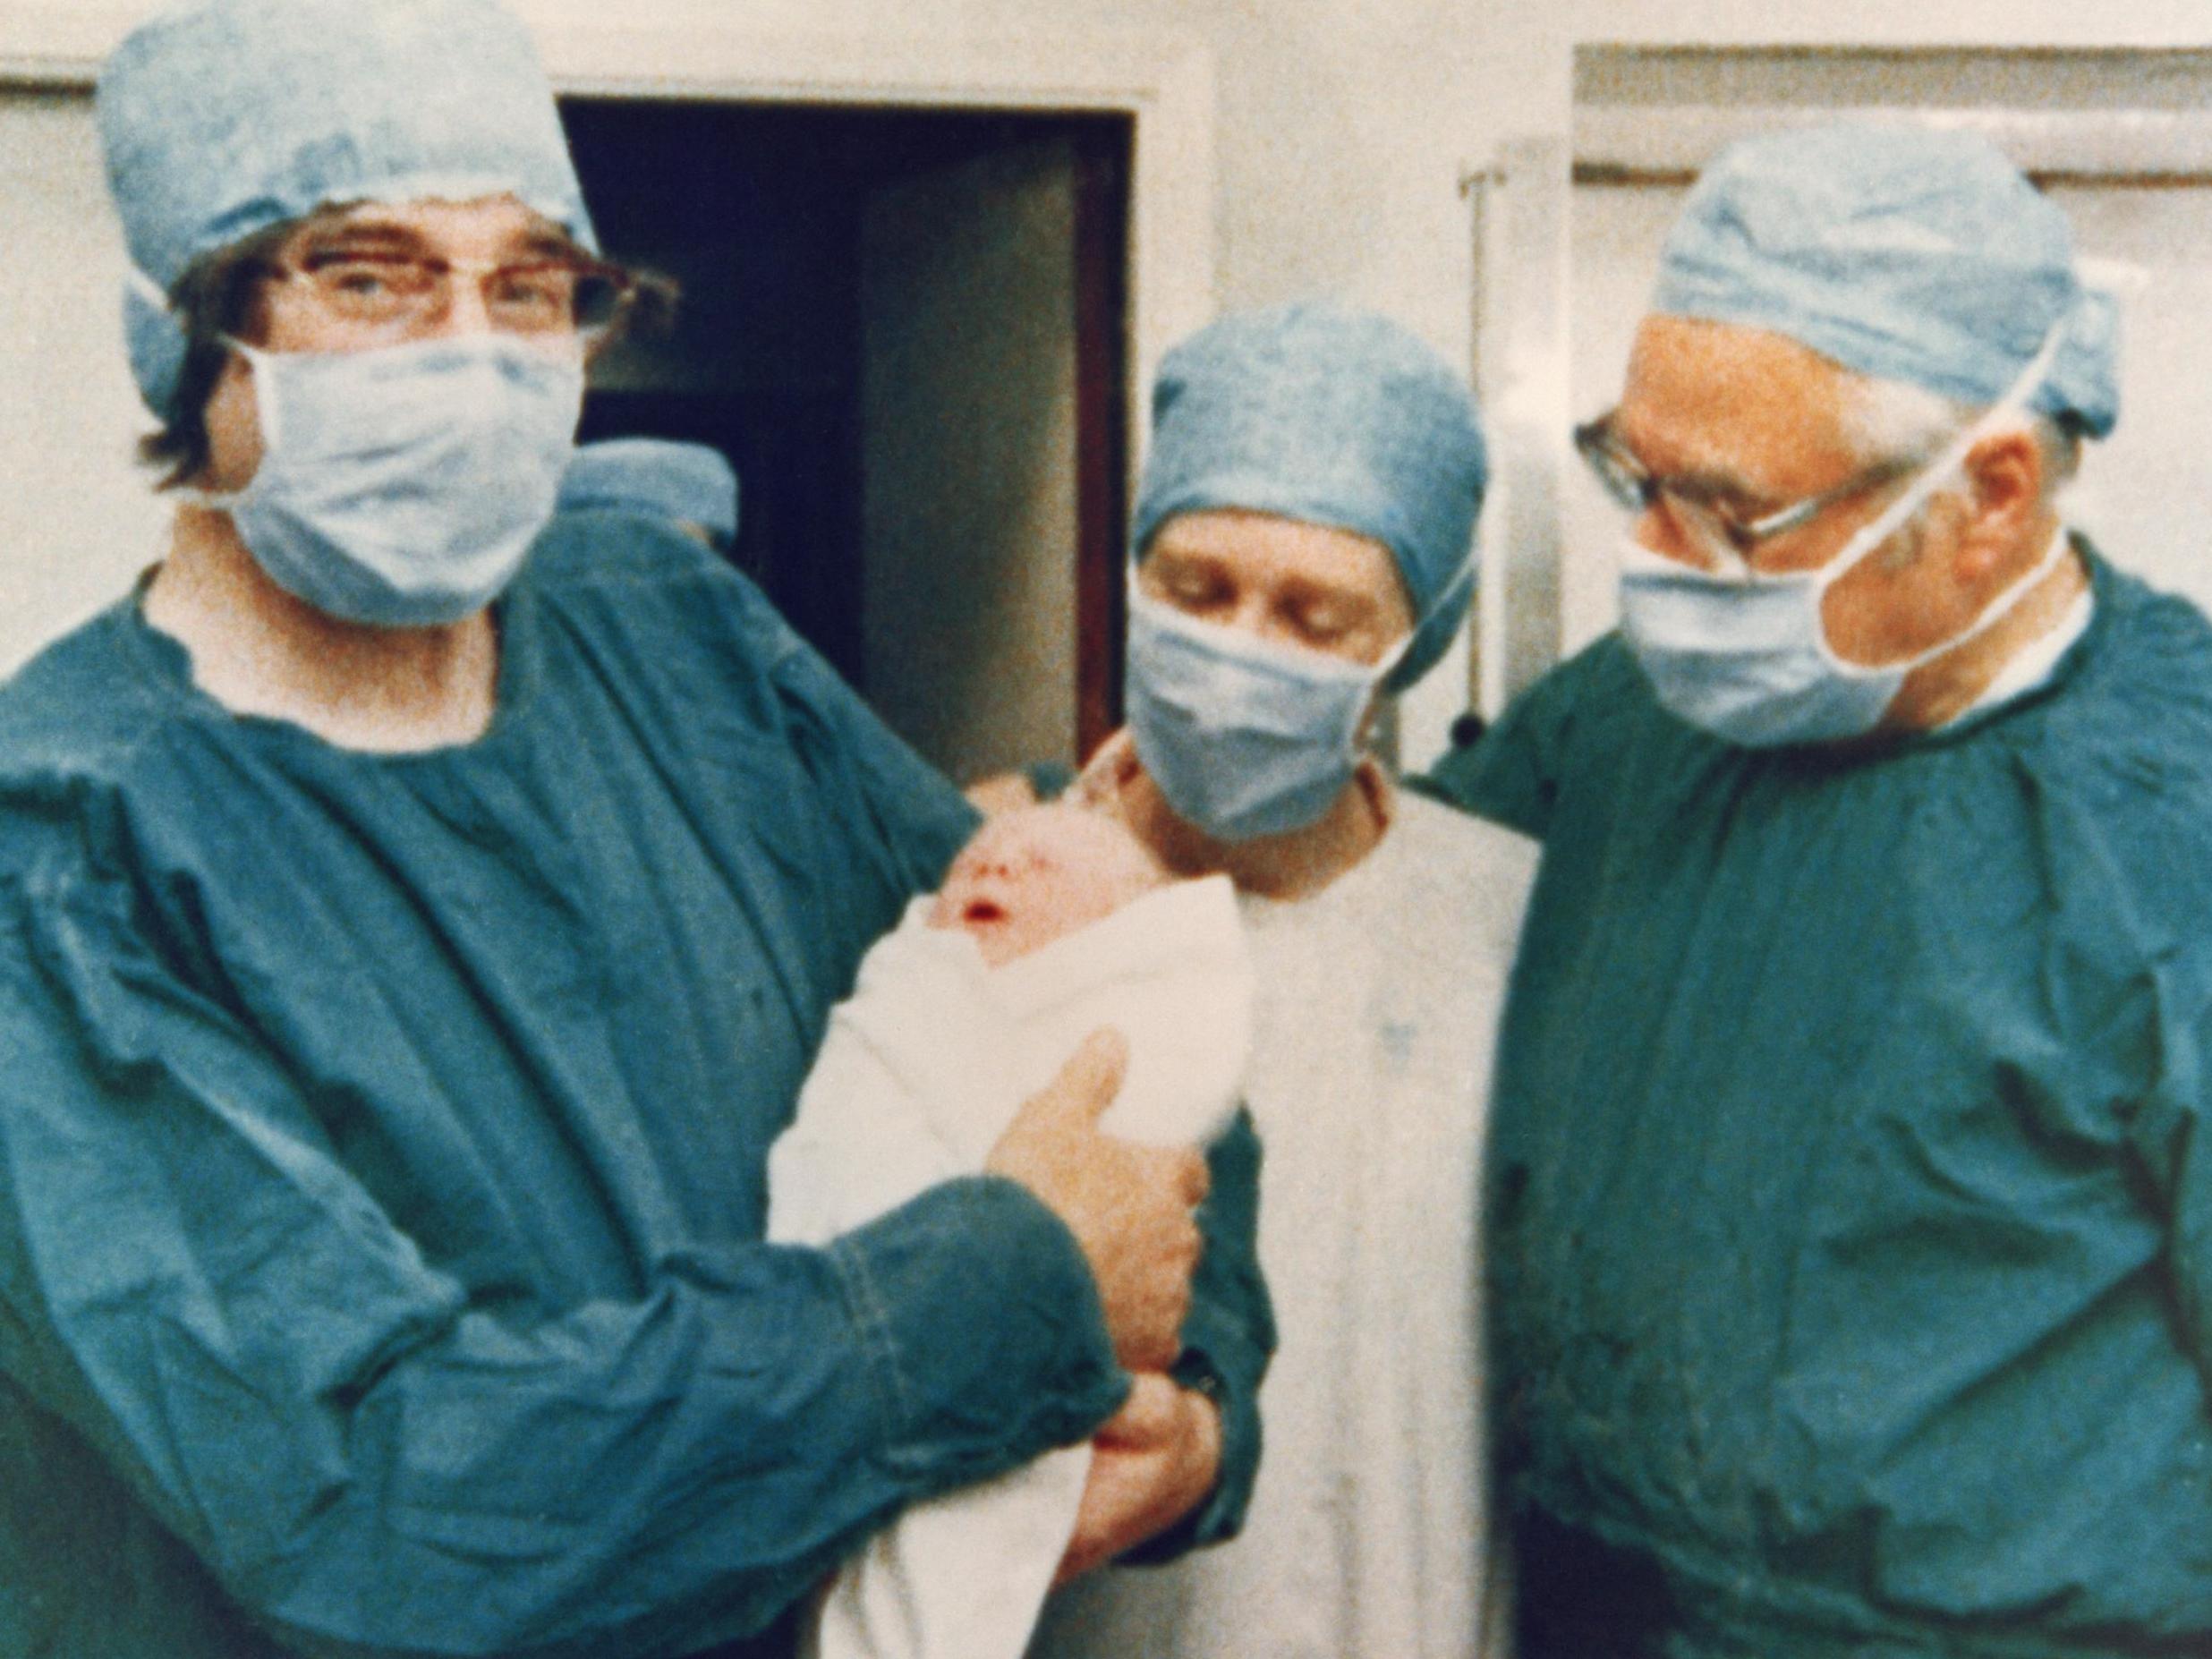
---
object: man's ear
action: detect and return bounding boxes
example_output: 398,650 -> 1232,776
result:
1953,428 -> 2043,583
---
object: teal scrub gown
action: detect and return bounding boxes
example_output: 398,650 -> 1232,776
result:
1425,546 -> 2212,1658
0,515 -> 1268,1659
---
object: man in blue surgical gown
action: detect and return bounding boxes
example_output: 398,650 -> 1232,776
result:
1425,124 -> 2212,1656
0,3 -> 1268,1656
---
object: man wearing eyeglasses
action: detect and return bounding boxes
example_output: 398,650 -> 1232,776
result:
1426,124 -> 2212,1658
0,3 -> 1268,1656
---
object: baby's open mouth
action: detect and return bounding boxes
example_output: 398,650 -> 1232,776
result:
963,898 -> 1007,925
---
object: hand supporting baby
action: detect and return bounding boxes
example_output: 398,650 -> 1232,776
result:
1057,1374 -> 1223,1584
985,1029 -> 1207,1374
985,1029 -> 1222,1575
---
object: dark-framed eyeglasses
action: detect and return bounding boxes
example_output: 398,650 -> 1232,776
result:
1573,414 -> 1914,560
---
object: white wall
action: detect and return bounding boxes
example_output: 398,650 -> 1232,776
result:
0,89 -> 166,669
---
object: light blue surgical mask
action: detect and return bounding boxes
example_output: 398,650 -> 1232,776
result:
1124,586 -> 1413,842
1617,322 -> 2071,748
189,333 -> 583,627
1618,525 -> 2069,747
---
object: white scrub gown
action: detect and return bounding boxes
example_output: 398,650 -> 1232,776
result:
1029,789 -> 1536,1659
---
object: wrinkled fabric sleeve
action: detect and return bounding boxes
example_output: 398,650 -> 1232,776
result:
731,568 -> 982,908
2121,899 -> 2212,1398
1123,1107 -> 1274,1561
0,876 -> 1126,1659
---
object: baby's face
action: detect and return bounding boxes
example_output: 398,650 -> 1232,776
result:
930,804 -> 1168,967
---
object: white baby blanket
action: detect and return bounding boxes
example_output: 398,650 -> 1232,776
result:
767,872 -> 1254,1659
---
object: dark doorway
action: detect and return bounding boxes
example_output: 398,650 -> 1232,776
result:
561,99 -> 1132,781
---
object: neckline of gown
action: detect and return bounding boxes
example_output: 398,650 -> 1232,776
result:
115,567 -> 543,767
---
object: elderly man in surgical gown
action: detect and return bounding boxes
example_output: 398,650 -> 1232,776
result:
1425,123 -> 2212,1658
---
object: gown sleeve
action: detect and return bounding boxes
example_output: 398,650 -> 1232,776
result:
2111,837 -> 2212,1391
1124,1105 -> 1274,1561
739,567 -> 984,902
1416,637 -> 1639,842
0,865 -> 1126,1659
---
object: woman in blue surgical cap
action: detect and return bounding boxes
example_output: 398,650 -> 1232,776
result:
1027,302 -> 1537,1659
0,4 -> 1270,1656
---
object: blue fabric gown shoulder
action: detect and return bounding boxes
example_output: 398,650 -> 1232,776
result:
1425,547 -> 2212,1657
0,515 -> 1132,1659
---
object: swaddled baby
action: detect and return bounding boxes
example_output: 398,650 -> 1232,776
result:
767,804 -> 1255,1659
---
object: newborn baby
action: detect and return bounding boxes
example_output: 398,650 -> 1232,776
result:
929,802 -> 1170,966
767,804 -> 1254,1659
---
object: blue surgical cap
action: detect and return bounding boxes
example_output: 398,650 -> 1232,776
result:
98,0 -> 594,417
1654,123 -> 2118,438
1131,302 -> 1488,692
560,440 -> 741,548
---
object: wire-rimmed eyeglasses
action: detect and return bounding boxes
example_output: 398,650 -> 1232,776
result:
1573,414 -> 1914,562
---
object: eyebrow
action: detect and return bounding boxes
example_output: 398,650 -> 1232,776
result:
293,221 -> 424,253
515,229 -> 589,262
1144,543 -> 1224,572
292,218 -> 586,264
